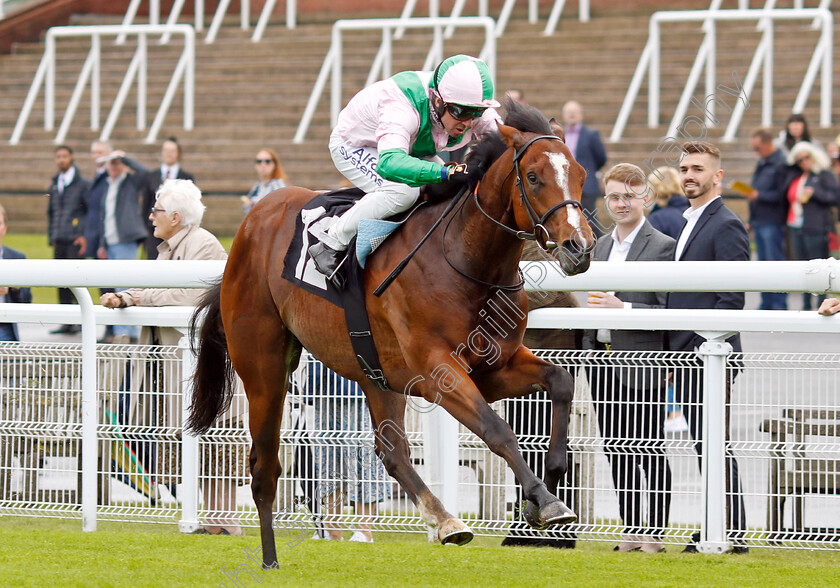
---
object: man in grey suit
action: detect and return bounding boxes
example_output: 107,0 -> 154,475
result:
582,163 -> 675,554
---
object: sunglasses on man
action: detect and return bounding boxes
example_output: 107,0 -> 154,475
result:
445,103 -> 487,121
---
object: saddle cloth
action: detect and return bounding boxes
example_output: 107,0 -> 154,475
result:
281,188 -> 420,307
281,188 -> 427,391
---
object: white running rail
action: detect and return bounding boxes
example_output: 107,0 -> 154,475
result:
610,6 -> 833,143
0,257 -> 839,539
9,24 -> 195,146
293,16 -> 496,145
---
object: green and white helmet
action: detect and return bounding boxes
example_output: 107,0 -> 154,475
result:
430,55 -> 500,109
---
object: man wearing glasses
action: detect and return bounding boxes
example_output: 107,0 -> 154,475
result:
308,54 -> 502,280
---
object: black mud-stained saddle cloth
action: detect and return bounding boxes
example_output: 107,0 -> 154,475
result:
282,188 -> 426,391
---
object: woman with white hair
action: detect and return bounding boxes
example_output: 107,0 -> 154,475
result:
783,142 -> 838,310
101,179 -> 246,535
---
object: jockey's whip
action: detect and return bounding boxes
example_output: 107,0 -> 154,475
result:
373,183 -> 471,297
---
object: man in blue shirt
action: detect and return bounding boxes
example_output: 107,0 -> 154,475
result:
747,128 -> 788,310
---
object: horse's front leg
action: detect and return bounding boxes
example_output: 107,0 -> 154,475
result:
478,345 -> 577,529
362,386 -> 473,545
406,349 -> 574,530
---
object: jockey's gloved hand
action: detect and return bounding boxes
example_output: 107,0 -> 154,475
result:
445,163 -> 472,186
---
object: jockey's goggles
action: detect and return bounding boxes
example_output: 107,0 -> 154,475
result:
445,103 -> 487,121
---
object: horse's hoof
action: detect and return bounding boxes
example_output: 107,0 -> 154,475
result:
261,561 -> 280,570
523,500 -> 577,530
439,519 -> 474,546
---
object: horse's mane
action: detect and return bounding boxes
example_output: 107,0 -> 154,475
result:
465,98 -> 556,175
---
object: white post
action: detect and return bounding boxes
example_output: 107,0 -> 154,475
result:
762,23 -> 773,128
696,337 -> 732,554
819,12 -> 832,127
287,0 -> 296,29
184,28 -> 194,131
137,33 -> 147,131
91,35 -> 100,131
72,287 -> 98,532
580,0 -> 590,23
704,21 -> 715,125
195,0 -> 204,32
528,0 -> 538,24
331,26 -> 342,129
648,16 -> 659,128
425,406 -> 460,515
45,32 -> 55,131
178,334 -> 201,533
241,0 -> 249,31
150,0 -> 160,26
252,0 -> 277,42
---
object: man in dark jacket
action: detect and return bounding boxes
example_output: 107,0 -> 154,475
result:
48,145 -> 90,335
668,141 -> 750,553
562,101 -> 608,236
747,128 -> 788,310
0,204 -> 33,341
97,150 -> 150,342
141,137 -> 195,259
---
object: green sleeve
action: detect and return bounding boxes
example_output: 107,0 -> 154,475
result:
377,148 -> 446,187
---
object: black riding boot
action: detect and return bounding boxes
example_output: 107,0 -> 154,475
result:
308,241 -> 346,285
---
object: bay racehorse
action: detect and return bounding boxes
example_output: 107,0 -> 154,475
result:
187,102 -> 595,568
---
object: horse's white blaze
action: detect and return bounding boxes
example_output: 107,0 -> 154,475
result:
547,152 -> 580,229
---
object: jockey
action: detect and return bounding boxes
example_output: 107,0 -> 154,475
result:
308,54 -> 503,280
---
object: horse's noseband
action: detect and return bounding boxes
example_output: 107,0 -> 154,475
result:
474,134 -> 584,252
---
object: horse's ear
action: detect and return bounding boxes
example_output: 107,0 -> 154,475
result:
549,118 -> 565,142
498,124 -> 527,150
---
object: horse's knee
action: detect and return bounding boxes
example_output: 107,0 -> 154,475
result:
482,418 -> 518,454
251,457 -> 281,499
547,366 -> 574,405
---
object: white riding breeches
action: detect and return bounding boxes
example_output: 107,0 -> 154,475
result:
326,128 -> 430,250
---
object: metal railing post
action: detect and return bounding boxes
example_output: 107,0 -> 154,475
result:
178,334 -> 201,533
137,33 -> 147,131
705,19 -> 716,125
184,27 -> 194,131
150,0 -> 160,26
195,0 -> 204,32
697,337 -> 733,554
648,16 -> 660,128
72,287 -> 98,532
819,11 -> 832,127
762,21 -> 773,128
45,31 -> 55,131
91,35 -> 100,131
331,26 -> 342,129
424,406 -> 460,516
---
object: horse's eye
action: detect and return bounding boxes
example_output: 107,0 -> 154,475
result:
527,172 -> 538,184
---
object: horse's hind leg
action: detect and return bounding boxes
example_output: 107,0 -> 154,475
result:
226,309 -> 301,569
363,387 -> 473,545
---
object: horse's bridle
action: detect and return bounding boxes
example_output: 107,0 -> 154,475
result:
473,134 -> 584,251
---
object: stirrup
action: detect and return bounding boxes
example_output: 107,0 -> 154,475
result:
308,241 -> 347,289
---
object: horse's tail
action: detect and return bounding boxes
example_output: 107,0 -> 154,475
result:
186,278 -> 236,435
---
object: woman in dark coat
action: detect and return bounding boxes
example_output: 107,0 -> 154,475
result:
783,141 -> 838,310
